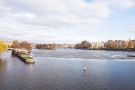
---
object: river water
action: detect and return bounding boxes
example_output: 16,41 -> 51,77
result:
0,49 -> 135,90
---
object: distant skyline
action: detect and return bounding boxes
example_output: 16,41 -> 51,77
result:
0,0 -> 135,43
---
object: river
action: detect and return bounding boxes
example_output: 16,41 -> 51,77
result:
0,49 -> 135,90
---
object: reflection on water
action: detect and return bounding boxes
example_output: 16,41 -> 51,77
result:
0,58 -> 8,72
0,50 -> 135,90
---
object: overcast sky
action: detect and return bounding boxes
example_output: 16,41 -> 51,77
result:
0,0 -> 135,43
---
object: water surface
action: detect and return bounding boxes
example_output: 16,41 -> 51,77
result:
0,49 -> 135,90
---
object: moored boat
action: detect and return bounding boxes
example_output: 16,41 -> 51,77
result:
127,55 -> 135,57
12,49 -> 35,64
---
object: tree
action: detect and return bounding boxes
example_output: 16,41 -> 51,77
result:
20,41 -> 32,51
0,41 -> 8,55
11,40 -> 20,48
11,40 -> 32,51
81,41 -> 91,49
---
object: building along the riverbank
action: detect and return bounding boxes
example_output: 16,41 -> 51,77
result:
75,39 -> 135,51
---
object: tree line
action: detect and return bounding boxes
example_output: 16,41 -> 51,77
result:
36,44 -> 56,50
11,40 -> 32,51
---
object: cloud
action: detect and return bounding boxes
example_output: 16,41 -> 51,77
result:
0,1 -> 10,16
0,0 -> 135,43
110,0 -> 135,10
96,0 -> 135,10
1,0 -> 111,28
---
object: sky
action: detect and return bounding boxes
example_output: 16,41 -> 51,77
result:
0,0 -> 135,43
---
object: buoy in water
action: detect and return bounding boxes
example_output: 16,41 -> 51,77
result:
84,66 -> 87,71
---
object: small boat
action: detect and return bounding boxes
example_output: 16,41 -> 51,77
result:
127,55 -> 135,57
